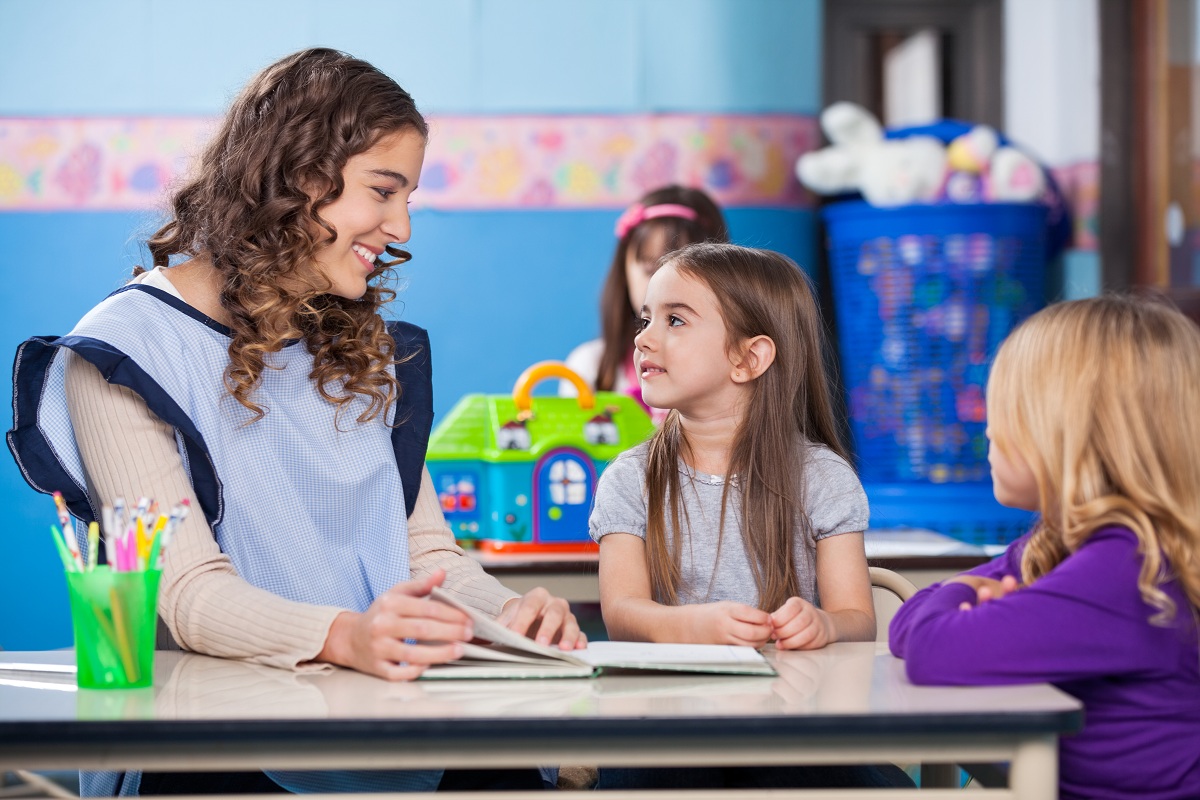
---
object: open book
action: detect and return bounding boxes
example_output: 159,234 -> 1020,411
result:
423,588 -> 776,680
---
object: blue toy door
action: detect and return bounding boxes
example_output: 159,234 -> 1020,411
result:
533,448 -> 596,543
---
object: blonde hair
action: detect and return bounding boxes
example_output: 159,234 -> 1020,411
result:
643,243 -> 849,611
987,295 -> 1200,623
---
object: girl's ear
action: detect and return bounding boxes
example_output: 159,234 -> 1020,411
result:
732,335 -> 776,384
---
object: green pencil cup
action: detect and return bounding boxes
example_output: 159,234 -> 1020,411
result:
66,567 -> 161,689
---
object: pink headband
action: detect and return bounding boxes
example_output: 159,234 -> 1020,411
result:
614,203 -> 699,239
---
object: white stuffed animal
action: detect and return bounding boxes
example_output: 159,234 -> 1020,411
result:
859,136 -> 946,207
797,104 -> 1048,207
796,102 -> 946,207
795,102 -> 883,195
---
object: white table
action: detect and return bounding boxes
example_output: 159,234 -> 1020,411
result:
0,643 -> 1080,799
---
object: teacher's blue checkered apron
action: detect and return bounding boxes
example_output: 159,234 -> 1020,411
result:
9,285 -> 442,794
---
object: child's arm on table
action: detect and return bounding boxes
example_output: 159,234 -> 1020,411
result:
598,532 -> 772,646
888,528 -> 1171,685
65,352 -> 469,680
888,539 -> 1024,659
771,532 -> 876,649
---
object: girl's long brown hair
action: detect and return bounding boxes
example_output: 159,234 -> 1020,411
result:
988,296 -> 1200,623
146,48 -> 428,422
643,243 -> 850,611
596,185 -> 728,391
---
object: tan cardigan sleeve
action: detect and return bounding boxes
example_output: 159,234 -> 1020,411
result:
64,352 -> 345,671
407,468 -> 519,616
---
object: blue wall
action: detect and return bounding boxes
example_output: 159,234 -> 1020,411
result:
0,0 -> 823,648
0,0 -> 822,115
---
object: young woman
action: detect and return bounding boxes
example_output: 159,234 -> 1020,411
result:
9,48 -> 580,795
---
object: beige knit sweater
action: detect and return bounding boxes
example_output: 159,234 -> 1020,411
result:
61,280 -> 517,671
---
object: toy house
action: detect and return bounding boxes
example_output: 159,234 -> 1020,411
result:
426,361 -> 654,553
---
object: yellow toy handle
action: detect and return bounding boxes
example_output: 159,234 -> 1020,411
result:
512,361 -> 595,413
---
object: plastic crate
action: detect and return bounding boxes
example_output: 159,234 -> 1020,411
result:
823,201 -> 1048,485
865,481 -> 1036,546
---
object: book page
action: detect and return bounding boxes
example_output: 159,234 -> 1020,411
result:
429,588 -> 588,667
579,641 -> 775,676
420,662 -> 595,680
427,590 -> 774,678
577,641 -> 770,668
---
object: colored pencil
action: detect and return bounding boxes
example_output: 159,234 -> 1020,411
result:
50,525 -> 77,572
107,587 -> 138,683
51,492 -> 83,570
86,522 -> 100,571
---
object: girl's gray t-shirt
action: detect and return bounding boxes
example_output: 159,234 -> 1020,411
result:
588,441 -> 868,608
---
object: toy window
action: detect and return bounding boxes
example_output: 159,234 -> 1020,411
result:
548,459 -> 588,506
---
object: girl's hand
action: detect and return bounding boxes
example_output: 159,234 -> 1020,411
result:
770,596 -> 835,650
318,568 -> 473,681
497,587 -> 587,650
686,601 -> 772,647
947,574 -> 1022,610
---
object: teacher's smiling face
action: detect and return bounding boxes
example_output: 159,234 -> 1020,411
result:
311,128 -> 426,300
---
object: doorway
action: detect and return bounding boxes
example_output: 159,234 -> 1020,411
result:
824,0 -> 1004,129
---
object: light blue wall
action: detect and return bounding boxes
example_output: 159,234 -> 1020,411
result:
0,0 -> 822,115
0,0 -> 823,649
1059,250 -> 1102,300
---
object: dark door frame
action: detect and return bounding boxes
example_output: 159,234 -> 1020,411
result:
824,0 -> 1005,128
1102,0 -> 1200,315
1099,0 -> 1137,291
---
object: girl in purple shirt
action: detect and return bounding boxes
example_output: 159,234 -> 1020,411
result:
890,296 -> 1200,800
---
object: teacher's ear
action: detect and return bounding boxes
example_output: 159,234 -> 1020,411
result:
731,335 -> 776,383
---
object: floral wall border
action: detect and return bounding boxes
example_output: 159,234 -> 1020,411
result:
0,114 -> 1098,251
0,114 -> 819,211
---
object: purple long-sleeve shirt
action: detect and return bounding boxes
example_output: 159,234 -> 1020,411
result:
890,526 -> 1200,800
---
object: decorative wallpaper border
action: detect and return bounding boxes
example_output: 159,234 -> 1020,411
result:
1051,159 -> 1099,250
1050,161 -> 1099,252
0,115 -> 1100,252
0,115 -> 819,211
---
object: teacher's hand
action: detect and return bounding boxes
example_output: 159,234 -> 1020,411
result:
319,569 -> 474,681
497,587 -> 587,650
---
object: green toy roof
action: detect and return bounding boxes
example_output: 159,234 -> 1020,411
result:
427,392 -> 654,463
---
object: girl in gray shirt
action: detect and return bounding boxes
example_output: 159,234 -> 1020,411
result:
588,243 -> 913,791
589,242 -> 876,650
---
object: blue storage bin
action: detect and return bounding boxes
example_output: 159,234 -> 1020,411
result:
823,201 -> 1048,485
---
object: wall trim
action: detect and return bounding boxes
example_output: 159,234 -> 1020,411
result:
0,114 -> 819,212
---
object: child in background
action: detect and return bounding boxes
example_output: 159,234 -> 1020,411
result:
562,185 -> 727,421
589,242 -> 910,789
9,48 -> 579,795
890,296 -> 1200,800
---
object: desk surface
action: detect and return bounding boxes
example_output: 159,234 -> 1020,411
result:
0,644 -> 1079,777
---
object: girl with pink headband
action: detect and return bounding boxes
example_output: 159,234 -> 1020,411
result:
562,185 -> 728,420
